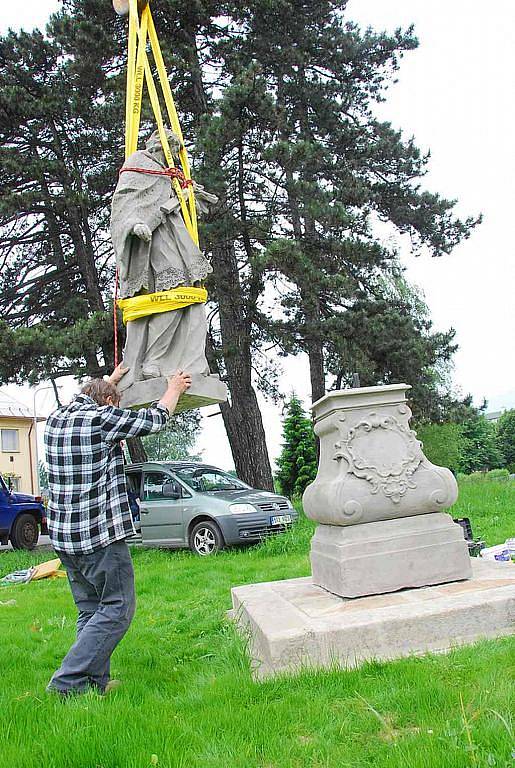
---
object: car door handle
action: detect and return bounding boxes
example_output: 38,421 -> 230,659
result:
139,505 -> 150,515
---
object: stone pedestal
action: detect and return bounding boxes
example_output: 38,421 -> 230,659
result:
311,513 -> 472,598
229,383 -> 510,680
303,384 -> 471,597
230,559 -> 515,679
120,373 -> 227,413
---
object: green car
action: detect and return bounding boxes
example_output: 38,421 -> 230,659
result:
125,461 -> 297,556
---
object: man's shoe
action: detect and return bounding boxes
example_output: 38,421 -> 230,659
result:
46,684 -> 83,698
104,679 -> 122,695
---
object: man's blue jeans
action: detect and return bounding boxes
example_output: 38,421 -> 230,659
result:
48,540 -> 136,694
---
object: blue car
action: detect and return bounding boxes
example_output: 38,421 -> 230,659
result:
0,474 -> 47,550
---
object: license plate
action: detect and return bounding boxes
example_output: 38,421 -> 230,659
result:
270,514 -> 292,526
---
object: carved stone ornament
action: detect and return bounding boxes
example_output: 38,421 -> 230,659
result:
334,412 -> 423,504
303,384 -> 458,527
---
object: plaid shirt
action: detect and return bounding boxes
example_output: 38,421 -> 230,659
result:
44,394 -> 168,554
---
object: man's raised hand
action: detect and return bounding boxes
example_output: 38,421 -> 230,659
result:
132,223 -> 152,242
158,371 -> 192,415
167,371 -> 192,395
108,363 -> 129,386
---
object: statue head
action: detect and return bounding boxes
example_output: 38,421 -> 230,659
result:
145,128 -> 182,158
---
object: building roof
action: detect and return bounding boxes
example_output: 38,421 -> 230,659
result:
485,410 -> 503,422
0,389 -> 45,421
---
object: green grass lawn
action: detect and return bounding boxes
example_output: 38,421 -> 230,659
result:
0,480 -> 513,768
450,479 -> 514,546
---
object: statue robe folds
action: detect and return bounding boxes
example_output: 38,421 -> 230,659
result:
110,149 -> 214,393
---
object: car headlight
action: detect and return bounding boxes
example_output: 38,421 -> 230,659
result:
230,503 -> 257,514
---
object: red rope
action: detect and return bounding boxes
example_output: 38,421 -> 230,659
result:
119,165 -> 193,189
113,266 -> 119,368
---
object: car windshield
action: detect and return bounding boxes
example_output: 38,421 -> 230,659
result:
173,467 -> 249,492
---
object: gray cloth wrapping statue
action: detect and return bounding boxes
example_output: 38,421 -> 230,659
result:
110,129 -> 218,392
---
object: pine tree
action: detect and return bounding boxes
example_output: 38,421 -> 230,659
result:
276,395 -> 318,498
323,272 -> 459,421
0,0 -> 480,487
0,1 -> 279,490
0,23 -> 122,376
209,0 -> 479,403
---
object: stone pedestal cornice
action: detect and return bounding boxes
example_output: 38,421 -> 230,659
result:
303,384 -> 458,527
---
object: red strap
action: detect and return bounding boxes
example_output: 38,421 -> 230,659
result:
119,165 -> 193,189
113,266 -> 119,368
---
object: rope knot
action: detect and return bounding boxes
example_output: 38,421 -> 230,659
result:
119,165 -> 193,189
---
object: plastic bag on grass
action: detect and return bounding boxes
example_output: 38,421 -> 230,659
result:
1,558 -> 66,586
479,540 -> 515,562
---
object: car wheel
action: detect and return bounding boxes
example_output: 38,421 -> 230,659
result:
189,520 -> 224,556
10,514 -> 39,550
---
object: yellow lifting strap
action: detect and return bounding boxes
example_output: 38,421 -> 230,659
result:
124,0 -> 199,246
118,287 -> 208,324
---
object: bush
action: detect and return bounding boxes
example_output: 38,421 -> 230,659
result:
458,469 -> 511,482
487,468 -> 510,480
458,415 -> 504,474
415,422 -> 463,474
460,471 -> 488,482
496,410 -> 515,468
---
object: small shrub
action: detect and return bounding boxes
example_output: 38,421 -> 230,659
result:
457,468 -> 513,482
487,468 -> 509,480
468,471 -> 487,482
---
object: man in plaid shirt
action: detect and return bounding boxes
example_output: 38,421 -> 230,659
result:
44,365 -> 191,696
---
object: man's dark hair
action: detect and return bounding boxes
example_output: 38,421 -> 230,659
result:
81,379 -> 120,406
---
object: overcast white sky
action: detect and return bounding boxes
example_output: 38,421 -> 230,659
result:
1,0 -> 514,470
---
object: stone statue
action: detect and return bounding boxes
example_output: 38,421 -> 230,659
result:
110,128 -> 218,395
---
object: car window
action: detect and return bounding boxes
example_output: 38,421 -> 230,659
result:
174,468 -> 248,492
143,472 -> 169,500
126,472 -> 142,496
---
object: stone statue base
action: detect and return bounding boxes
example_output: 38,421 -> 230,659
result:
230,558 -> 515,679
310,513 -> 472,599
119,373 -> 228,413
302,384 -> 470,599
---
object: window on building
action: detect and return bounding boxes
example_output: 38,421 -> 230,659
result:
1,429 -> 19,452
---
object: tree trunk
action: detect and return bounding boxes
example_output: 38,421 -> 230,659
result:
219,391 -> 274,490
207,237 -> 274,491
301,291 -> 325,403
126,436 -> 147,463
153,24 -> 273,489
306,339 -> 325,404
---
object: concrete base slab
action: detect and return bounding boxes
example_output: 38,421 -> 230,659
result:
231,559 -> 515,679
311,513 -> 472,598
119,373 -> 228,413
